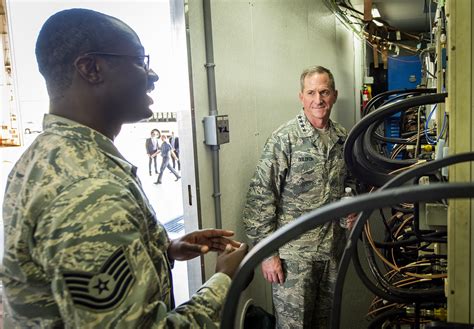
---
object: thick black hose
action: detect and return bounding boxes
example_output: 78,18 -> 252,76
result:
361,228 -> 445,301
367,308 -> 406,329
330,152 -> 474,329
374,231 -> 446,248
221,182 -> 474,328
362,88 -> 435,117
352,122 -> 392,176
348,93 -> 446,186
364,119 -> 418,169
361,234 -> 412,300
351,241 -> 408,304
344,93 -> 447,186
373,131 -> 419,144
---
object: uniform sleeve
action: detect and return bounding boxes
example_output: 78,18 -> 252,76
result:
160,273 -> 231,328
242,134 -> 289,247
33,178 -> 228,328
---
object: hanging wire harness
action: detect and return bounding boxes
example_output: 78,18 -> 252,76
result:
221,171 -> 474,328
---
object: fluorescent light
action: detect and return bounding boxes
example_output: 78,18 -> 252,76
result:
371,4 -> 382,26
371,6 -> 381,18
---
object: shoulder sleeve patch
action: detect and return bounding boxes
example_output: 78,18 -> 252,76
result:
62,246 -> 136,312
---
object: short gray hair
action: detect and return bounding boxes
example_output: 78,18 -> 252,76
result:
299,66 -> 336,92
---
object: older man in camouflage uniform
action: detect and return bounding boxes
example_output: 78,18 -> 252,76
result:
243,66 -> 349,328
2,8 -> 247,328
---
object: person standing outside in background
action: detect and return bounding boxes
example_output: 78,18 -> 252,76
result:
145,128 -> 160,175
2,8 -> 248,328
169,131 -> 180,170
243,66 -> 350,328
155,133 -> 180,184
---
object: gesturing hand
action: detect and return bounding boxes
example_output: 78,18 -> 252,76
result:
167,229 -> 242,261
216,243 -> 249,279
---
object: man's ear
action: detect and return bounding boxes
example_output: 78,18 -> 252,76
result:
73,55 -> 103,84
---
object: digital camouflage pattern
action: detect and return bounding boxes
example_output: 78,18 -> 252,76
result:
2,114 -> 231,328
242,110 -> 348,328
243,110 -> 348,261
273,259 -> 338,328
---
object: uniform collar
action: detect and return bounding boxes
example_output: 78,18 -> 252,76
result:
296,110 -> 341,134
43,114 -> 137,176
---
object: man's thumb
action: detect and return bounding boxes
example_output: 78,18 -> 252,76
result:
237,243 -> 249,253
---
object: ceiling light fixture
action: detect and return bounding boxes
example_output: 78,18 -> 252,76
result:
373,19 -> 383,27
371,5 -> 383,26
371,5 -> 381,18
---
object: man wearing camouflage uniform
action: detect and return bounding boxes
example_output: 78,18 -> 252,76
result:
243,66 -> 349,328
2,8 -> 247,328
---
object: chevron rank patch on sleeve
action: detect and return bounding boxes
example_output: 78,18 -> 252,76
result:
62,247 -> 135,312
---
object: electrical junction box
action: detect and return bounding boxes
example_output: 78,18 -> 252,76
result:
203,115 -> 230,145
418,175 -> 447,230
419,202 -> 448,230
388,55 -> 422,90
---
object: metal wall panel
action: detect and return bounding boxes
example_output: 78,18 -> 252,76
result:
447,0 -> 473,323
187,0 -> 363,322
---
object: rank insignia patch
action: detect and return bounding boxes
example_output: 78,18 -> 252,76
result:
63,246 -> 135,312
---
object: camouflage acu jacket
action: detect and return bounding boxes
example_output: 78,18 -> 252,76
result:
243,111 -> 348,261
2,114 -> 230,328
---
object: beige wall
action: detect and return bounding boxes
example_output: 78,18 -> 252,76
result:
187,0 -> 363,318
446,0 -> 474,323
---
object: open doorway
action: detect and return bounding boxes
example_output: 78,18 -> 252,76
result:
1,0 -> 200,306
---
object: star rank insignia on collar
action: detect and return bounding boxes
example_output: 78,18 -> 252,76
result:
62,246 -> 136,312
297,114 -> 308,133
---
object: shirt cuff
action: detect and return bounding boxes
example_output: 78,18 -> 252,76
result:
263,253 -> 279,261
204,272 -> 232,288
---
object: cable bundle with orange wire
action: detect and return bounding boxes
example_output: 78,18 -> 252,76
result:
221,153 -> 474,329
335,89 -> 460,327
329,153 -> 474,329
344,90 -> 446,188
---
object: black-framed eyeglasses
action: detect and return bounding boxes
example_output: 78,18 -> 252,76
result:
84,52 -> 150,70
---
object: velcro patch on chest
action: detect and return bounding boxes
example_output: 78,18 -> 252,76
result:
62,246 -> 135,312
